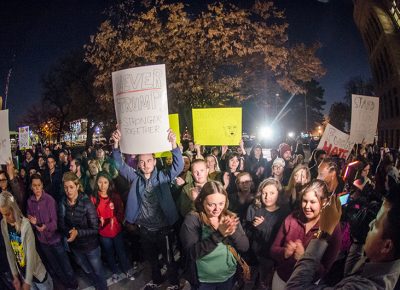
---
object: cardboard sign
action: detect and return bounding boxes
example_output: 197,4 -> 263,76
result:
18,126 -> 30,150
112,64 -> 171,154
350,94 -> 379,144
155,114 -> 180,158
192,108 -> 242,145
317,123 -> 354,160
0,110 -> 12,164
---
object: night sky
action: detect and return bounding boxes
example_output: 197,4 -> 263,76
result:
0,0 -> 371,130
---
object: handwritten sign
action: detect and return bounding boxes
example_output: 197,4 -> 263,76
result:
112,64 -> 171,154
317,123 -> 354,160
0,110 -> 12,164
350,94 -> 379,144
18,126 -> 30,150
155,114 -> 180,158
193,108 -> 242,145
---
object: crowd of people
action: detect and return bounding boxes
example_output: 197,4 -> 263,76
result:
0,129 -> 399,290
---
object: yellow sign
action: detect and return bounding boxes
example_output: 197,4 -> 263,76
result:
155,114 -> 180,158
192,108 -> 242,145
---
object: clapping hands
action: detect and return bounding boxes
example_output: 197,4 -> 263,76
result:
284,239 -> 304,260
218,216 -> 239,237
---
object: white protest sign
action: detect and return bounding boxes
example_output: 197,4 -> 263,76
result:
112,64 -> 171,154
317,123 -> 354,160
0,110 -> 12,164
18,126 -> 30,150
350,94 -> 379,144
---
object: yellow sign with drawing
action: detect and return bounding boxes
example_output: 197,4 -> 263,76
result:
192,108 -> 242,145
155,114 -> 180,158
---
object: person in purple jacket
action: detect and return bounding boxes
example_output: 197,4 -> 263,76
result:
26,174 -> 78,289
270,179 -> 342,289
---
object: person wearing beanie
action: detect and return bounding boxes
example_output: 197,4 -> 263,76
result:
279,143 -> 292,160
272,158 -> 285,183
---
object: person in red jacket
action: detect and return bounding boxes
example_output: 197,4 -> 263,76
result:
91,171 -> 133,282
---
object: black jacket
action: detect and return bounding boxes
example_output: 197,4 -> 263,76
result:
58,193 -> 99,251
180,212 -> 249,286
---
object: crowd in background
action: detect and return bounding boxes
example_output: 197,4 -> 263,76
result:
0,130 -> 399,290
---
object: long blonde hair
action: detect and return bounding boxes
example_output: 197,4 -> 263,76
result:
285,164 -> 311,201
0,191 -> 24,233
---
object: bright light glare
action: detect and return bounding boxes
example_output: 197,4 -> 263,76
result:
288,132 -> 295,138
258,126 -> 274,140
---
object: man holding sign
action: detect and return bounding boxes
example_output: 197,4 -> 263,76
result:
112,128 -> 183,290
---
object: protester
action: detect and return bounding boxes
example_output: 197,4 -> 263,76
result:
285,164 -> 311,210
58,150 -> 70,175
0,160 -> 26,214
26,174 -> 78,289
286,189 -> 400,290
278,142 -> 294,186
1,191 -> 53,290
112,128 -> 183,290
174,155 -> 191,188
91,171 -> 133,282
180,180 -> 249,289
245,144 -> 267,187
205,154 -> 221,181
221,152 -> 241,196
271,157 -> 285,183
270,180 -> 342,288
43,155 -> 62,203
58,172 -> 107,290
317,158 -> 345,194
245,178 -> 289,289
229,172 -> 255,222
22,149 -> 38,173
177,159 -> 210,218
37,156 -> 47,175
96,148 -> 118,179
309,149 -> 326,179
85,159 -> 102,196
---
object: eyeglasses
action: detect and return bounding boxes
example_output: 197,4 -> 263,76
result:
239,180 -> 252,185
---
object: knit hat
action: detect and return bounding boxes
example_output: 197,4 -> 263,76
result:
272,157 -> 285,168
279,143 -> 291,157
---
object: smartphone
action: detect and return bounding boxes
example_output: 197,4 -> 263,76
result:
339,193 -> 350,206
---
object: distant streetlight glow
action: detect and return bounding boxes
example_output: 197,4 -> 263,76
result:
288,132 -> 295,138
258,126 -> 274,140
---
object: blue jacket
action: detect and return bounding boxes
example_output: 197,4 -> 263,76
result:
112,147 -> 183,225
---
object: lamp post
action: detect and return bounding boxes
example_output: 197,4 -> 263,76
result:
305,94 -> 308,132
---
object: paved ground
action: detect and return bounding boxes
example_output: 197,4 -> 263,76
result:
75,262 -> 190,290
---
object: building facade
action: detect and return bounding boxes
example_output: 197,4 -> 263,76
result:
354,0 -> 400,148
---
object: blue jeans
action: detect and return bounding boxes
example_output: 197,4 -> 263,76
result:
100,232 -> 130,274
71,246 -> 107,290
40,242 -> 78,289
195,275 -> 235,290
